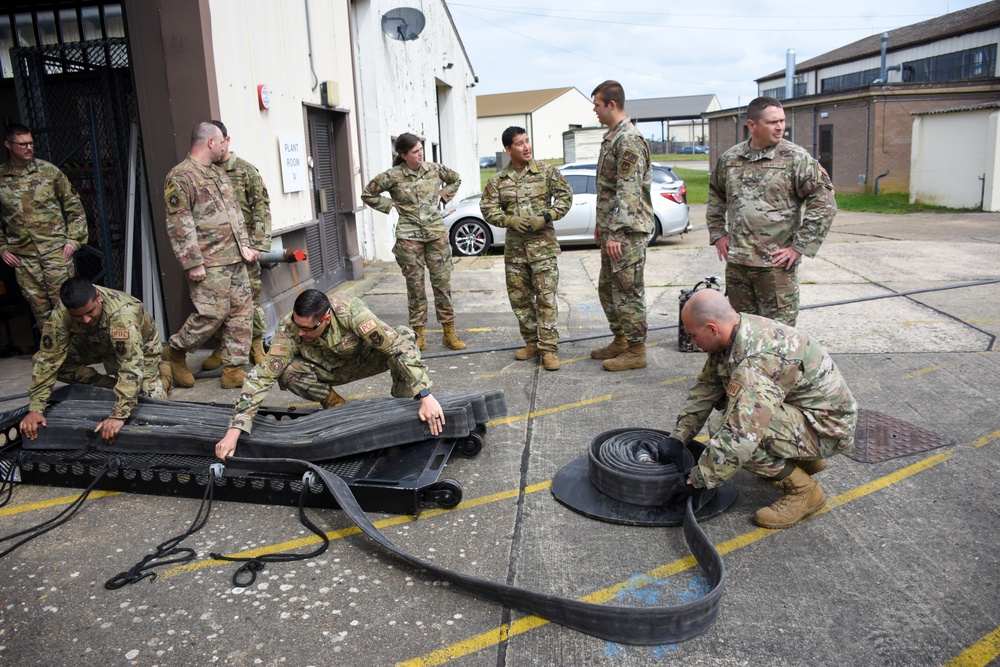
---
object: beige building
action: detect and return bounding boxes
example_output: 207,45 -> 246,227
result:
477,87 -> 595,162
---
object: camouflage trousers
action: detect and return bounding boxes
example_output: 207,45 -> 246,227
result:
392,235 -> 455,327
13,248 -> 75,328
725,263 -> 799,327
597,232 -> 647,345
57,343 -> 166,400
248,259 -> 266,339
504,236 -> 559,352
706,403 -> 854,479
277,326 -> 418,402
168,262 -> 252,365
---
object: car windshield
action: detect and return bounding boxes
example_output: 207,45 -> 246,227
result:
651,167 -> 677,184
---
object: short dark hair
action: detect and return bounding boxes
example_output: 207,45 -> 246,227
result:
211,119 -> 229,138
4,123 -> 31,141
293,289 -> 331,319
392,133 -> 423,167
191,121 -> 220,146
591,80 -> 625,110
60,277 -> 98,310
501,126 -> 527,148
747,97 -> 783,122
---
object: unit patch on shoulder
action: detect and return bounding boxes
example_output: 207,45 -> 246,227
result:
164,182 -> 185,214
41,334 -> 53,350
368,331 -> 384,347
111,328 -> 130,340
268,357 -> 286,374
620,150 -> 639,177
359,319 -> 379,335
115,341 -> 127,355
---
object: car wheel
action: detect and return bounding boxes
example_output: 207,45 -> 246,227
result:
450,218 -> 493,256
648,217 -> 662,246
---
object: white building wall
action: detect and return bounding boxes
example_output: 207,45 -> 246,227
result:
910,109 -> 995,209
526,90 -> 596,160
352,0 -> 479,260
208,0 -> 356,235
478,114 -> 530,165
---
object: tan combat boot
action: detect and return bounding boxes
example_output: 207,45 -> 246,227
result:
514,344 -> 539,360
200,343 -> 223,371
162,345 -> 195,388
797,459 -> 828,476
413,325 -> 427,351
442,321 -> 466,350
92,374 -> 117,389
590,335 -> 627,360
158,361 -> 174,393
250,338 -> 267,364
323,387 -> 347,408
220,365 -> 246,389
602,344 -> 647,372
753,467 -> 826,529
541,351 -> 560,371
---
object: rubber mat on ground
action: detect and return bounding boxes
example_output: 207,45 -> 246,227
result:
846,409 -> 953,463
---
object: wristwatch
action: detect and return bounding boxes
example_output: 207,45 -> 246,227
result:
542,211 -> 552,223
415,388 -> 431,400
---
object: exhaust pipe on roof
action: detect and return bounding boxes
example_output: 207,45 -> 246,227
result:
785,49 -> 795,100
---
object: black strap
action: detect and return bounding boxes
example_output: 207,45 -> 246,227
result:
0,458 -> 118,559
209,474 -> 330,587
105,468 -> 217,590
228,455 -> 726,645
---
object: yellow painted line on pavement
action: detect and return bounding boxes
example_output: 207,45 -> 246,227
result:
399,445 -> 967,667
902,363 -> 951,379
0,490 -> 120,517
943,626 -> 1000,667
160,480 -> 553,580
487,393 -> 617,426
972,428 -> 1000,448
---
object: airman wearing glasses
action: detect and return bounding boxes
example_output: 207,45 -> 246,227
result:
214,289 -> 443,460
0,123 -> 88,329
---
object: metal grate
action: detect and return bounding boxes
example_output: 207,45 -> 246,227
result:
846,409 -> 954,463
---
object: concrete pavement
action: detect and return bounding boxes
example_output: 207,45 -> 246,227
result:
0,206 -> 998,666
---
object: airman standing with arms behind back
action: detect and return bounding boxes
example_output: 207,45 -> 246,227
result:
198,119 -> 273,371
589,81 -> 654,372
161,122 -> 257,390
214,289 -> 445,460
361,133 -> 466,352
663,289 -> 857,529
708,96 -> 837,326
480,126 -> 572,370
19,277 -> 172,445
0,123 -> 88,330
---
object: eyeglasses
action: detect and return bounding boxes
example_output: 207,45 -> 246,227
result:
8,141 -> 33,148
295,310 -> 330,332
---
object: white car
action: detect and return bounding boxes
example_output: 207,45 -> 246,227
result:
444,162 -> 691,256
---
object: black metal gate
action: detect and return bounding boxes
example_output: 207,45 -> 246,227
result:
10,37 -> 146,293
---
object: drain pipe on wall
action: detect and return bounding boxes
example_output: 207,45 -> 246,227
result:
874,169 -> 890,195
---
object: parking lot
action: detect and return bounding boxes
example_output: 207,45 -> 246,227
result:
1,205 -> 999,666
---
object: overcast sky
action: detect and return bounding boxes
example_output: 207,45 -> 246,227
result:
447,0 -> 986,120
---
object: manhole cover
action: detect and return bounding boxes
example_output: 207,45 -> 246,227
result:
847,409 -> 953,463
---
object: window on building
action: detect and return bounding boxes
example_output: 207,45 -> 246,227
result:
820,67 -> 881,93
902,44 -> 997,83
762,81 -> 807,100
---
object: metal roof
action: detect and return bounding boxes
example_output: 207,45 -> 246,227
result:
758,0 -> 1000,81
626,94 -> 720,121
912,100 -> 1000,115
476,87 -> 584,117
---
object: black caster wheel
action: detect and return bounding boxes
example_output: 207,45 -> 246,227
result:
455,431 -> 484,457
428,478 -> 463,508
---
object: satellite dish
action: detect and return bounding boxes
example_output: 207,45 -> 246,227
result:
381,7 -> 426,41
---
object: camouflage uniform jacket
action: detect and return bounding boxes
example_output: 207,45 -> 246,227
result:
219,153 -> 272,252
595,117 -> 653,241
229,295 -> 432,433
0,158 -> 87,257
672,314 -> 857,489
29,286 -> 162,419
706,138 -> 836,267
480,159 -> 572,256
361,162 -> 461,240
163,156 -> 250,269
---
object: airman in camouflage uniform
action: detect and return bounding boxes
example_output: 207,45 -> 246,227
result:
161,122 -> 256,390
361,132 -> 466,351
19,277 -> 169,445
213,289 -> 447,460
198,120 -> 273,370
708,96 -> 837,327
0,123 -> 87,328
668,289 -> 856,529
480,126 -> 572,370
589,81 -> 654,372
